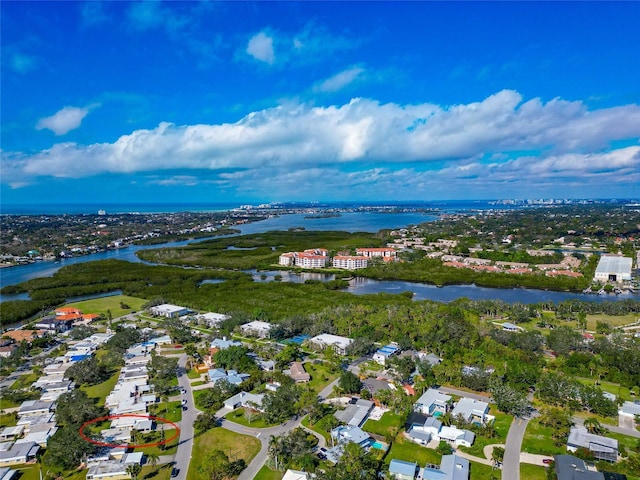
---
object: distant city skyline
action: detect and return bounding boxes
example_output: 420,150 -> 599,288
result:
1,1 -> 639,205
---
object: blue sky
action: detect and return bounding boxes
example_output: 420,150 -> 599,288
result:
2,1 -> 639,205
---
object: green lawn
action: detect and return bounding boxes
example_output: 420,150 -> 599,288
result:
301,413 -> 335,443
0,396 -> 20,411
81,369 -> 120,406
383,436 -> 442,466
14,465 -> 87,480
575,377 -> 633,403
187,369 -> 201,379
226,408 -> 280,428
362,411 -> 404,438
254,465 -> 284,480
607,431 -> 640,456
11,372 -> 39,390
521,419 -> 565,456
189,427 -> 261,480
305,362 -> 339,394
141,463 -> 173,480
0,413 -> 17,428
585,313 -> 638,330
459,412 -> 512,458
470,461 -> 501,480
520,463 -> 549,480
191,381 -> 206,387
149,401 -> 183,423
137,428 -> 180,456
66,294 -> 147,318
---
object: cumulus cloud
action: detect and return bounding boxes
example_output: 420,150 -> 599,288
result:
315,67 -> 365,93
35,105 -> 98,135
5,91 -> 640,196
246,32 -> 275,64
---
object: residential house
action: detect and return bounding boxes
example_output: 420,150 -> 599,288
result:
0,467 -> 18,480
421,454 -> 470,480
210,337 -> 242,350
334,399 -> 374,427
437,426 -> 476,448
17,401 -> 54,418
149,304 -> 190,318
389,459 -> 418,480
282,470 -> 309,480
417,352 -> 442,367
223,392 -> 265,411
373,344 -> 400,365
554,455 -> 605,480
287,362 -> 311,383
308,334 -> 353,355
451,397 -> 490,425
240,321 -> 274,339
414,389 -> 452,416
327,425 -> 372,462
356,248 -> 397,258
568,427 -> 618,462
0,427 -> 24,443
0,442 -> 40,467
207,368 -> 249,386
198,312 -> 230,328
407,416 -> 442,445
619,401 -> 640,428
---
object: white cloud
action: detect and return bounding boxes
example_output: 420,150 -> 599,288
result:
9,52 -> 37,74
246,32 -> 275,64
5,91 -> 640,196
36,105 -> 97,136
315,67 -> 365,93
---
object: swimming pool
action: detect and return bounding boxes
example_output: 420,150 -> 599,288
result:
371,441 -> 387,451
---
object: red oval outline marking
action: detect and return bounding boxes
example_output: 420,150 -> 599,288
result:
79,413 -> 180,449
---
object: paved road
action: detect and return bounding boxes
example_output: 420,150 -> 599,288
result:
502,415 -> 530,480
173,354 -> 199,480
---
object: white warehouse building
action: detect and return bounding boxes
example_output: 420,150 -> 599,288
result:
594,255 -> 633,283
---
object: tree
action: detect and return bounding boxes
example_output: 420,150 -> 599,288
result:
490,381 -> 531,417
146,452 -> 159,469
263,382 -> 300,424
491,446 -> 505,466
436,440 -> 454,455
339,370 -> 362,395
66,356 -> 110,385
583,417 -> 608,435
55,389 -> 107,427
194,412 -> 218,434
200,450 -> 231,480
126,464 -> 142,480
46,425 -> 97,469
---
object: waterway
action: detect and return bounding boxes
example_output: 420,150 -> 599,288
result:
1,211 -> 636,305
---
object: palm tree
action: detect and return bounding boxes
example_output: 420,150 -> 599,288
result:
146,452 -> 159,469
491,446 -> 505,467
583,417 -> 607,435
126,463 -> 142,480
268,435 -> 281,471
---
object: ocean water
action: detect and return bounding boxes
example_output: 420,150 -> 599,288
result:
0,203 -> 243,215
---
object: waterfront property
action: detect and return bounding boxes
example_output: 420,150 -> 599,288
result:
332,255 -> 369,270
594,255 -> 633,284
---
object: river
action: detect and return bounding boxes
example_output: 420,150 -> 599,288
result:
1,211 -> 636,305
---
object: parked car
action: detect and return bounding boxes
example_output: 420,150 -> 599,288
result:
171,468 -> 179,477
542,459 -> 553,465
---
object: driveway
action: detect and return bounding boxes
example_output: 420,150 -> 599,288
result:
502,415 -> 530,480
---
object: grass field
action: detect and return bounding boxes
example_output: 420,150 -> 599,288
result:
11,372 -> 39,390
226,408 -> 279,428
520,463 -> 548,480
383,436 -> 442,466
0,396 -> 20,411
469,461 -> 501,480
362,411 -> 404,438
66,294 -> 147,318
0,413 -> 17,428
149,401 -> 183,423
15,465 -> 87,480
81,369 -> 120,406
585,313 -> 638,330
305,362 -> 339,394
254,465 -> 284,480
188,427 -> 261,480
575,377 -> 633,403
137,428 -> 179,456
521,419 -> 565,456
141,464 -> 173,480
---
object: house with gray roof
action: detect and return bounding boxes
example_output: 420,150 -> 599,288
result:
0,442 -> 40,467
389,459 -> 418,480
451,397 -> 490,425
210,337 -> 242,350
554,455 -> 604,480
414,388 -> 452,416
223,392 -> 264,411
568,427 -> 618,462
334,398 -> 374,427
422,454 -> 469,480
208,368 -> 250,385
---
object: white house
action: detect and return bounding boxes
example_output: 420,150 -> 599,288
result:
414,389 -> 452,416
198,312 -> 230,328
240,321 -> 274,339
149,304 -> 190,318
451,397 -> 490,425
594,255 -> 633,283
309,334 -> 353,355
223,392 -> 265,411
373,344 -> 400,365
